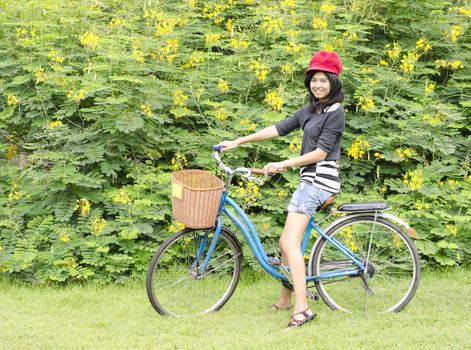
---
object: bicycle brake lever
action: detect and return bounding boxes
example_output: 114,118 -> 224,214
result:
244,175 -> 263,184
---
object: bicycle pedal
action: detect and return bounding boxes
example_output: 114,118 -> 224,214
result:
279,264 -> 292,282
268,256 -> 281,266
307,290 -> 320,301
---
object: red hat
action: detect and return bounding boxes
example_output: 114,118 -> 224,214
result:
305,50 -> 343,76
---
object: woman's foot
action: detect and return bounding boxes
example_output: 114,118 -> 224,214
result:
287,308 -> 317,328
271,302 -> 292,311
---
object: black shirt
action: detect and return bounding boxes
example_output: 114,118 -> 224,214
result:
275,104 -> 345,161
274,103 -> 345,193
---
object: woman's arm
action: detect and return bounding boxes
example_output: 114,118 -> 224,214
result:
220,125 -> 279,151
263,148 -> 328,175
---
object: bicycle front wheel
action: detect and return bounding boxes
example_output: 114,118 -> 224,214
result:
311,215 -> 420,313
146,226 -> 242,316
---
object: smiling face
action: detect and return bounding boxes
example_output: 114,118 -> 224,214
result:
309,71 -> 331,102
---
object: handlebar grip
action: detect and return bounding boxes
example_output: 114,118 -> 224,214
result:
212,145 -> 222,151
250,168 -> 267,175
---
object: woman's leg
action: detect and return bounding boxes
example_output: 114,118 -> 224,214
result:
279,211 -> 312,315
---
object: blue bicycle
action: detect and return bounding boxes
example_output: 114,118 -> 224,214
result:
146,146 -> 420,316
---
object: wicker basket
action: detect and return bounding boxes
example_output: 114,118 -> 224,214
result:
171,170 -> 224,229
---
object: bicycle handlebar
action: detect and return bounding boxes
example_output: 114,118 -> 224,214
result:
212,145 -> 266,180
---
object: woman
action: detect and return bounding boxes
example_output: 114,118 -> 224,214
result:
220,50 -> 345,328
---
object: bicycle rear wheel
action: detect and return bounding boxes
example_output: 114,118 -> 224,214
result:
311,215 -> 420,313
146,226 -> 242,316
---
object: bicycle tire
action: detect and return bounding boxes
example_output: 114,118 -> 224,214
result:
146,226 -> 242,316
311,215 -> 420,313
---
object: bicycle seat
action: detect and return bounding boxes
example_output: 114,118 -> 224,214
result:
318,195 -> 336,211
336,202 -> 389,212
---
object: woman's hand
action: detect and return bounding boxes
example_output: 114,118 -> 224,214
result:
263,162 -> 287,176
219,140 -> 240,151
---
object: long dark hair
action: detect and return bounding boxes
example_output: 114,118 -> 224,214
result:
304,71 -> 344,113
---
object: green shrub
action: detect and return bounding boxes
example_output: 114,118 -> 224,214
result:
0,0 -> 469,282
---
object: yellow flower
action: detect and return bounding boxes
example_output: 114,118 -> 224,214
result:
379,59 -> 388,66
49,120 -> 63,128
171,151 -> 188,171
159,38 -> 179,62
7,94 -> 19,106
414,200 -> 430,211
35,67 -> 47,83
230,38 -> 249,51
342,31 -> 358,41
108,18 -> 126,29
92,217 -> 107,236
402,169 -> 423,190
393,235 -> 402,247
182,51 -> 204,69
79,31 -> 99,50
285,29 -> 299,41
385,43 -> 401,60
323,43 -> 335,52
47,50 -> 64,64
59,232 -> 70,243
374,152 -> 385,159
425,82 -> 435,96
225,18 -> 235,33
240,119 -> 256,132
400,52 -> 419,73
64,257 -> 78,269
67,90 -> 86,102
131,49 -> 145,64
312,17 -> 328,30
449,25 -> 461,42
264,91 -> 283,111
415,38 -> 432,53
356,96 -> 375,111
5,144 -> 17,160
237,181 -> 260,206
445,224 -> 458,237
8,191 -> 21,201
74,198 -> 91,217
174,89 -> 188,107
205,33 -> 221,47
435,59 -> 464,71
281,64 -> 295,75
448,60 -> 464,70
140,103 -> 152,117
447,179 -> 459,190
320,2 -> 336,15
347,136 -> 370,160
395,148 -> 414,162
281,0 -> 295,10
113,191 -> 131,204
195,88 -> 205,100
217,79 -> 229,93
214,107 -> 228,121
449,6 -> 471,19
169,221 -> 185,233
285,41 -> 303,55
262,16 -> 283,33
277,189 -> 289,197
249,59 -> 269,82
289,137 -> 301,152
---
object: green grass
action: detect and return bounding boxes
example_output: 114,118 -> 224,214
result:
1,269 -> 470,350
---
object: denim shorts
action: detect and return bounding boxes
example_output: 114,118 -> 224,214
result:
287,182 -> 333,216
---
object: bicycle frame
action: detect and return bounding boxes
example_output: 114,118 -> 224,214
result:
196,190 -> 367,283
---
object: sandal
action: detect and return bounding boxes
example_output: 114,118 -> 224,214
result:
287,308 -> 317,328
271,304 -> 292,311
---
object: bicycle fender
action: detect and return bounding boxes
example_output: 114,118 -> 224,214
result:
378,212 -> 418,239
